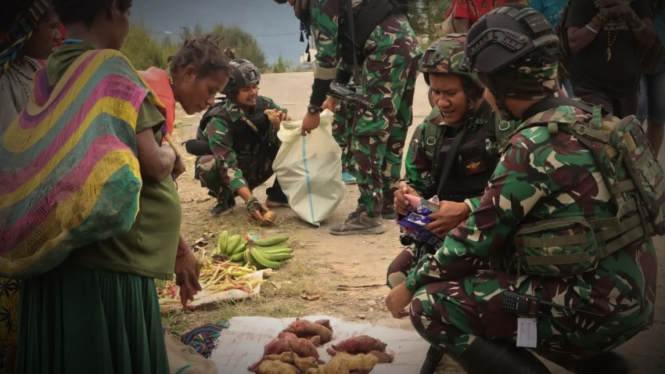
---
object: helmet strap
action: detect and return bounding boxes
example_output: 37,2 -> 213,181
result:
485,76 -> 519,121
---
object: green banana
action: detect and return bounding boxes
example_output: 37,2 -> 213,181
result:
226,234 -> 241,254
262,252 -> 293,262
217,231 -> 229,256
249,247 -> 281,269
254,235 -> 289,247
254,246 -> 292,254
230,240 -> 248,256
230,251 -> 247,263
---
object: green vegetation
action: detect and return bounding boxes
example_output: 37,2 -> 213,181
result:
121,20 -> 268,71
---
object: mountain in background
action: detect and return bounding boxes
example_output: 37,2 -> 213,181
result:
131,0 -> 305,65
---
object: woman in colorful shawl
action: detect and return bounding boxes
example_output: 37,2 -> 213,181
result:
11,0 -> 230,373
0,1 -> 60,373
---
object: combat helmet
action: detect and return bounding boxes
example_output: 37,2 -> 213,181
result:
464,4 -> 560,119
422,33 -> 482,90
223,59 -> 261,96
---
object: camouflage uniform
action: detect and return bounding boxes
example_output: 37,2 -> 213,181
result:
311,0 -> 421,219
387,34 -> 515,290
404,6 -> 657,365
195,96 -> 285,204
331,97 -> 356,174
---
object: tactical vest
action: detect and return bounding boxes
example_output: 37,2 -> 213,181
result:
198,97 -> 280,166
507,98 -> 665,277
422,105 -> 517,202
338,0 -> 412,66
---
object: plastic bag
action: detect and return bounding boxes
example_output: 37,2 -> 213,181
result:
273,112 -> 345,226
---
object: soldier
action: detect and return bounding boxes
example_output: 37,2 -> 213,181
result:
387,33 -> 516,290
386,4 -> 658,373
190,59 -> 289,220
274,0 -> 421,235
387,34 -> 516,374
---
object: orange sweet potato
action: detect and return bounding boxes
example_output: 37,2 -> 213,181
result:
288,338 -> 319,359
330,335 -> 387,355
284,319 -> 333,344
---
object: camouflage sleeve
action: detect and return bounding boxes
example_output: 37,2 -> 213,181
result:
405,141 -> 550,291
311,0 -> 340,80
404,123 -> 431,196
261,96 -> 283,111
206,118 -> 248,193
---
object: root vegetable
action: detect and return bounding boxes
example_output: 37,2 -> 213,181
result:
255,360 -> 299,374
277,331 -> 298,341
283,318 -> 333,344
310,335 -> 321,347
266,351 -> 295,364
306,352 -> 378,374
263,338 -> 292,356
315,319 -> 333,333
293,353 -> 319,372
288,338 -> 319,359
262,211 -> 277,226
368,350 -> 394,363
331,335 -> 387,355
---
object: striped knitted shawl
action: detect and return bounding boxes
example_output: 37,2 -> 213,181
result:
0,49 -> 165,278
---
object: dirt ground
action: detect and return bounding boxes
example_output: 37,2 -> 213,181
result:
163,72 -> 665,373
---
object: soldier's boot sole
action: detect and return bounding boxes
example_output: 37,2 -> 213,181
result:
329,225 -> 387,236
420,345 -> 444,374
574,351 -> 640,374
452,338 -> 551,374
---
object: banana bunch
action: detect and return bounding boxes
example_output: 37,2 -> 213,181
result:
214,230 -> 248,262
245,235 -> 293,270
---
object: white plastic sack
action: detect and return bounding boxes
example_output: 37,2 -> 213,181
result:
273,112 -> 345,226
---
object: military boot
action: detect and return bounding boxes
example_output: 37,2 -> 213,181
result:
420,345 -> 444,374
329,211 -> 386,235
211,196 -> 236,217
452,338 -> 551,374
381,205 -> 398,220
574,351 -> 640,374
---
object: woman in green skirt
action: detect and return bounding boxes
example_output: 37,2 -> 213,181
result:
15,0 -> 231,373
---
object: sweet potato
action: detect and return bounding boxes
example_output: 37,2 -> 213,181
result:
331,335 -> 387,355
307,352 -> 379,374
284,319 -> 333,344
368,350 -> 394,363
314,319 -> 333,333
266,351 -> 295,364
288,338 -> 319,359
310,335 -> 322,347
293,353 -> 319,372
277,331 -> 298,341
263,338 -> 292,356
255,360 -> 299,374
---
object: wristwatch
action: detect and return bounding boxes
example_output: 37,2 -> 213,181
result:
307,105 -> 323,115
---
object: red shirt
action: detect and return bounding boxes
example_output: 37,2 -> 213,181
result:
447,0 -> 521,24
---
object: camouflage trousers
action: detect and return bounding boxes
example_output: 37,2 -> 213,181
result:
409,244 -> 656,358
195,155 -> 287,203
332,100 -> 356,173
351,14 -> 421,218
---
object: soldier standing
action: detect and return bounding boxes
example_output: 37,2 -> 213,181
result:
274,0 -> 422,235
386,4 -> 658,373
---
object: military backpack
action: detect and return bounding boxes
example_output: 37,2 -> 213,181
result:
509,97 -> 665,277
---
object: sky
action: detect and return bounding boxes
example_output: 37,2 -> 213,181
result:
132,0 -> 306,64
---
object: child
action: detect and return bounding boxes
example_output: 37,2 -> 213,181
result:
190,59 -> 289,222
11,1 -> 230,372
0,1 -> 59,373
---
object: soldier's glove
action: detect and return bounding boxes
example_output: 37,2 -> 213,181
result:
264,109 -> 283,130
247,196 -> 266,214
